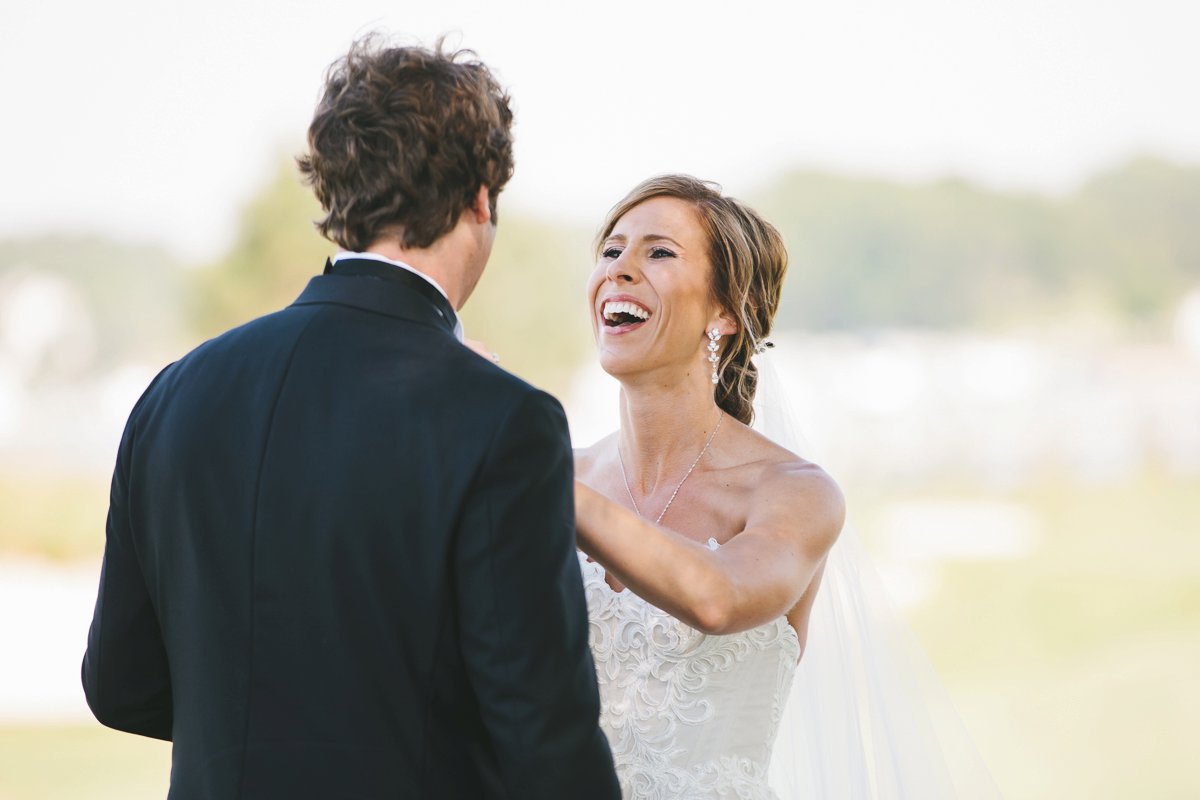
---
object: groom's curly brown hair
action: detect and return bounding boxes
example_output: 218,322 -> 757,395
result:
298,34 -> 515,251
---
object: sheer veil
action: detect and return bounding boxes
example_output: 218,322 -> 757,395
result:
752,350 -> 1002,799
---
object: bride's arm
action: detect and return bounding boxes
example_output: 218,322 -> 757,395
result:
574,464 -> 844,635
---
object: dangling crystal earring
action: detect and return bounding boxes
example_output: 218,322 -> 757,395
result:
707,329 -> 721,385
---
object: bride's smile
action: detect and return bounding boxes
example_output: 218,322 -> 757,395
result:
599,295 -> 653,334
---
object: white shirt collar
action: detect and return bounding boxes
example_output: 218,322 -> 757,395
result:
332,251 -> 464,342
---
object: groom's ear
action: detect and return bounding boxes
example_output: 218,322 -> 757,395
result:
470,184 -> 492,225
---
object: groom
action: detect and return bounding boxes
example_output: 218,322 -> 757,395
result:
82,36 -> 619,799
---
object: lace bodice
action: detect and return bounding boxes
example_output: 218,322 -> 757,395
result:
579,548 -> 800,799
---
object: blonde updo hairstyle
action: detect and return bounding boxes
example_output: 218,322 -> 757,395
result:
595,175 -> 788,425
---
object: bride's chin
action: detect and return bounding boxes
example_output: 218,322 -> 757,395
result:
597,350 -> 641,380
597,357 -> 628,379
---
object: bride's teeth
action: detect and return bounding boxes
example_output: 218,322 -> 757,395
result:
603,301 -> 650,321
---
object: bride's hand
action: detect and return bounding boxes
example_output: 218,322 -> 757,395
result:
464,338 -> 501,365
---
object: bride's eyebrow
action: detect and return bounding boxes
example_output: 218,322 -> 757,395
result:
603,233 -> 685,249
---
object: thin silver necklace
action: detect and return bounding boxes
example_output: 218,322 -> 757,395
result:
618,411 -> 724,525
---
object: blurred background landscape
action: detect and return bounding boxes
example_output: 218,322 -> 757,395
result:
2,1 -> 1198,798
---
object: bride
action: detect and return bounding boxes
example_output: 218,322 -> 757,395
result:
573,174 -> 841,798
572,175 -> 999,799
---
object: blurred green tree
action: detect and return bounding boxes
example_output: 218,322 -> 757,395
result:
1065,157 -> 1200,322
459,216 -> 595,394
752,158 -> 1200,332
190,160 -> 329,337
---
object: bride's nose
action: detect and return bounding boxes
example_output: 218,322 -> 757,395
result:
605,253 -> 639,284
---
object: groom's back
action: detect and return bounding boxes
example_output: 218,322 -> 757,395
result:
121,294 -> 564,797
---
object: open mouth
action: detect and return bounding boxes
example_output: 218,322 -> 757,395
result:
601,299 -> 652,332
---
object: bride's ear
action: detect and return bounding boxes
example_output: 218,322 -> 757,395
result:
709,310 -> 738,339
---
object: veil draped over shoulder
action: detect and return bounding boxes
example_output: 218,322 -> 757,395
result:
751,351 -> 1002,799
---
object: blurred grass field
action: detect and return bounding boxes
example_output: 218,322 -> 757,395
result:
1,470 -> 1196,799
863,470 -> 1200,799
0,473 -> 109,562
0,725 -> 168,800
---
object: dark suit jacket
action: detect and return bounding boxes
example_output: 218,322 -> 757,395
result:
82,258 -> 619,799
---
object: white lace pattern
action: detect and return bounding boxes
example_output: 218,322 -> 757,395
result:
580,551 -> 800,799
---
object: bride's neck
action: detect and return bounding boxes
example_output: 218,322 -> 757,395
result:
617,378 -> 723,495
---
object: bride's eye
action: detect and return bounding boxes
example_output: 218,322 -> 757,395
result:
602,247 -> 623,259
649,246 -> 676,259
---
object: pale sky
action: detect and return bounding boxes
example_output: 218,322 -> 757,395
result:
4,0 -> 1198,261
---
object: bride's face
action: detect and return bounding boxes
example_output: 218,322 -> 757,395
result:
587,196 -> 721,380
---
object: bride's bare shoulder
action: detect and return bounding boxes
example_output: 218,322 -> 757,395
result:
573,431 -> 618,484
726,418 -> 818,473
730,422 -> 845,533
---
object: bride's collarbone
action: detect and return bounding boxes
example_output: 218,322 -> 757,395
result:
590,464 -> 756,542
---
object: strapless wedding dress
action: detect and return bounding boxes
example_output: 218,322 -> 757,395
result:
579,547 -> 800,800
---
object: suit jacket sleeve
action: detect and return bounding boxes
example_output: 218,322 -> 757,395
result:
454,389 -> 619,799
81,387 -> 173,741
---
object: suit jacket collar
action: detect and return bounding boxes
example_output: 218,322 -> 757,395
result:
291,258 -> 459,338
